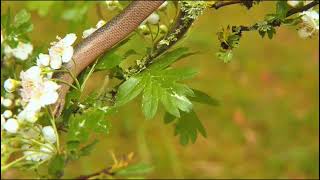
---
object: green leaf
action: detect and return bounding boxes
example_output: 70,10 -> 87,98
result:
276,1 -> 289,19
164,112 -> 176,124
116,164 -> 153,176
189,89 -> 219,106
48,155 -> 65,178
115,77 -> 145,106
123,49 -> 139,59
173,111 -> 207,145
148,47 -> 195,71
96,52 -> 123,70
14,9 -> 31,28
163,68 -> 198,81
80,139 -> 99,156
67,108 -> 111,142
216,50 -> 233,63
141,77 -> 159,119
160,91 -> 180,117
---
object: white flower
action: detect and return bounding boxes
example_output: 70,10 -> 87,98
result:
49,54 -> 63,69
17,102 -> 40,123
42,126 -> 57,144
298,27 -> 312,38
82,28 -> 96,39
82,20 -> 106,39
4,78 -> 20,93
20,66 -> 60,107
287,1 -> 300,7
147,13 -> 160,25
2,98 -> 13,107
23,144 -> 55,162
4,118 -> 19,133
3,110 -> 13,118
49,33 -> 76,64
158,1 -> 168,10
36,53 -> 50,67
298,10 -> 319,38
4,42 -> 33,60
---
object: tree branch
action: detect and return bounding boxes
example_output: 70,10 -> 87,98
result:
76,167 -> 114,180
211,0 -> 242,9
239,0 -> 319,32
287,0 -> 319,17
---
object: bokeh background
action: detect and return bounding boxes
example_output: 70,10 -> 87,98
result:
1,1 -> 319,179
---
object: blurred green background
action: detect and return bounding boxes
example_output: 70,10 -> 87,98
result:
1,1 -> 319,179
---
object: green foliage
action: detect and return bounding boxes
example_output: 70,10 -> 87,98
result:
189,89 -> 220,106
1,9 -> 33,48
164,110 -> 207,145
116,48 -> 197,119
116,163 -> 154,176
216,26 -> 241,63
48,155 -> 65,179
67,108 -> 111,143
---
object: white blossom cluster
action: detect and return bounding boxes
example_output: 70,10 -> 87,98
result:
1,32 -> 77,163
287,1 -> 319,39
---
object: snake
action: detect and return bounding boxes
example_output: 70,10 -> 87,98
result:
53,1 -> 165,116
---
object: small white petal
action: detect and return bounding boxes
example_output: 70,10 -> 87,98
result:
61,33 -> 77,46
82,28 -> 97,38
40,91 -> 59,106
147,13 -> 160,25
37,53 -> 50,67
61,46 -> 74,63
96,20 -> 106,29
50,55 -> 62,70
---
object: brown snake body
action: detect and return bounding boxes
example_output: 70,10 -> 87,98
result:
53,1 -> 165,116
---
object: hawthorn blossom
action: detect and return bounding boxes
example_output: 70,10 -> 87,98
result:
298,10 -> 319,38
4,42 -> 33,60
36,53 -> 50,67
20,66 -> 60,108
82,20 -> 106,38
23,143 -> 55,162
49,33 -> 77,68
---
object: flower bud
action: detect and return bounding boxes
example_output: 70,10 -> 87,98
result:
2,98 -> 13,107
4,78 -> 20,93
4,118 -> 19,133
42,126 -> 57,144
3,110 -> 13,118
147,13 -> 160,25
160,24 -> 168,34
138,25 -> 150,35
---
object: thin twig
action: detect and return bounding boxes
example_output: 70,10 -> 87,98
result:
76,167 -> 114,180
211,0 -> 242,9
287,1 -> 319,17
